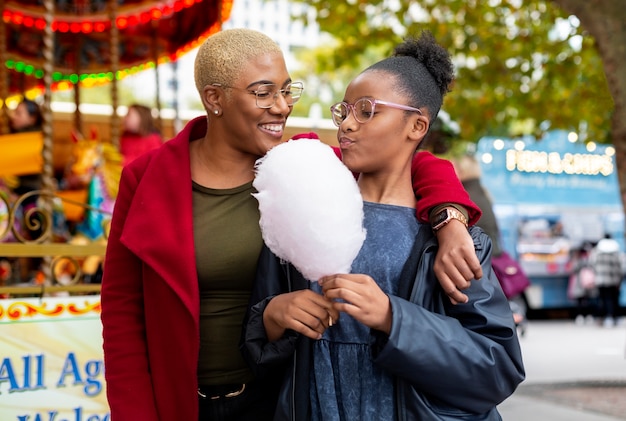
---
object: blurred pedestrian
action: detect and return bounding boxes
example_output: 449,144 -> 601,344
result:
453,154 -> 502,256
9,98 -> 43,133
453,154 -> 530,328
591,234 -> 623,327
9,98 -> 43,211
119,103 -> 163,166
568,242 -> 598,325
6,99 -> 45,282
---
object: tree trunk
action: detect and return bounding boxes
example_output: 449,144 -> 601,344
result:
553,0 -> 626,219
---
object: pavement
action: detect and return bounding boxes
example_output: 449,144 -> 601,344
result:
496,319 -> 626,420
499,380 -> 626,420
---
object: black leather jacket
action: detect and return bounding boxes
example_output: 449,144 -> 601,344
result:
241,226 -> 525,420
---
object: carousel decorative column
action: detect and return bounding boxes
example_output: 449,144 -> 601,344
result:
39,0 -> 55,284
0,0 -> 8,135
74,39 -> 82,136
109,0 -> 120,149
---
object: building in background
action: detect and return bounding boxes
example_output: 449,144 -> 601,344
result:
222,0 -> 321,72
222,0 -> 335,137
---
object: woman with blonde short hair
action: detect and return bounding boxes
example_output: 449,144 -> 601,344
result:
101,28 -> 483,421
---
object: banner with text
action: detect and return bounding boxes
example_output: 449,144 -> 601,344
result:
0,295 -> 109,421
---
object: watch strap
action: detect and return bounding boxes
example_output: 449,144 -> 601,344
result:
431,207 -> 468,232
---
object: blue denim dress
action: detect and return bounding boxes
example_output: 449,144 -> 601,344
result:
310,201 -> 420,421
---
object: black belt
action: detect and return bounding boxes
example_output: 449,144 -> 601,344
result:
198,383 -> 246,400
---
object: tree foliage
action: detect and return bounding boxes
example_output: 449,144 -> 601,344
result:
293,0 -> 613,144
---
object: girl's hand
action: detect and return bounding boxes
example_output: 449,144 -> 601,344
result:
319,274 -> 392,334
263,290 -> 339,341
433,220 -> 482,304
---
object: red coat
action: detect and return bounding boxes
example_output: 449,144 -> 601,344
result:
119,131 -> 164,166
101,118 -> 203,421
101,118 -> 480,421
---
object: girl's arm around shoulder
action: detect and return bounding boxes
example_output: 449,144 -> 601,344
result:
412,151 -> 481,225
329,143 -> 483,303
413,152 -> 484,303
327,144 -> 482,225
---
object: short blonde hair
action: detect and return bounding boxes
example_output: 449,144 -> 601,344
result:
194,28 -> 283,95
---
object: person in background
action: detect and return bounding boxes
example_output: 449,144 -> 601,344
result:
243,31 -> 524,420
119,103 -> 163,166
591,234 -> 623,328
3,98 -> 45,282
453,153 -> 529,331
568,242 -> 598,325
101,28 -> 483,421
9,98 -> 44,208
10,98 -> 43,133
453,154 -> 502,256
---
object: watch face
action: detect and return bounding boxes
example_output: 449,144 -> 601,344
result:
433,209 -> 449,225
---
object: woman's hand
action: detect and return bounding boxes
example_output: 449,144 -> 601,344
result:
319,274 -> 392,334
433,220 -> 482,304
263,290 -> 339,341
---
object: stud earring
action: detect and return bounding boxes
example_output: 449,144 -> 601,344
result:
214,110 -> 219,115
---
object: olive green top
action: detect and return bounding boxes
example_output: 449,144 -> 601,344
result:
193,180 -> 262,386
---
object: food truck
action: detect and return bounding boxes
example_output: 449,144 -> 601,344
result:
475,130 -> 626,313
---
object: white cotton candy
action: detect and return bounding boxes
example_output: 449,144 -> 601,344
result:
253,138 -> 366,281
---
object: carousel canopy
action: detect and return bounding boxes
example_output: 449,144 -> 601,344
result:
2,0 -> 233,94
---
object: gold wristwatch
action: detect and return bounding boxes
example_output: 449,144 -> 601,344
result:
431,207 -> 468,232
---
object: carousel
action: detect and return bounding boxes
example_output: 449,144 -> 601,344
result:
0,0 -> 232,294
0,1 -> 232,417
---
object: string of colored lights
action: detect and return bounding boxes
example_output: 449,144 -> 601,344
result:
2,0 -> 233,95
3,0 -> 204,33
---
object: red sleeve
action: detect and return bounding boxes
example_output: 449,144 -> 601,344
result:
291,132 -> 320,140
412,151 -> 481,225
294,133 -> 480,225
